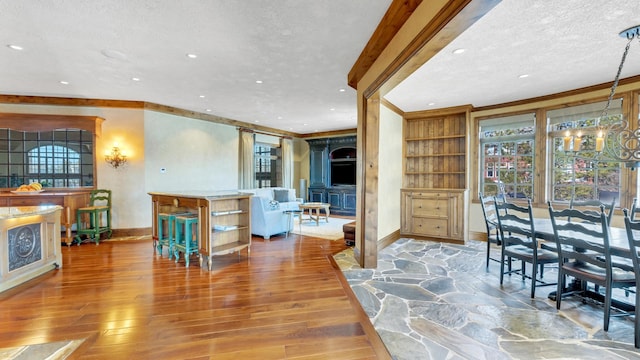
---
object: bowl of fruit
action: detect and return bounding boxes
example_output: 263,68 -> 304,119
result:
11,182 -> 44,194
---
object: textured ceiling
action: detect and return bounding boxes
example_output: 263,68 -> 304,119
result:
0,0 -> 391,134
386,0 -> 640,111
3,1 -> 640,135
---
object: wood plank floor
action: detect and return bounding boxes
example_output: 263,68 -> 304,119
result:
0,232 -> 390,359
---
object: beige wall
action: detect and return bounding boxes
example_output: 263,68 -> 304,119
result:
0,104 -> 254,231
377,104 -> 402,239
0,104 -> 147,229
144,110 -> 239,193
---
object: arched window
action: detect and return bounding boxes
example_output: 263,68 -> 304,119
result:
28,144 -> 82,188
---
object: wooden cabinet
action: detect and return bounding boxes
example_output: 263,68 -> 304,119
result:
401,106 -> 470,243
307,136 -> 357,215
401,189 -> 465,241
0,206 -> 62,293
149,191 -> 251,270
0,191 -> 90,245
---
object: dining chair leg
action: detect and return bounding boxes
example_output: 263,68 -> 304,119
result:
635,289 -> 640,348
530,261 -> 538,298
556,271 -> 563,310
499,253 -> 505,285
486,240 -> 490,270
521,261 -> 525,281
604,285 -> 613,332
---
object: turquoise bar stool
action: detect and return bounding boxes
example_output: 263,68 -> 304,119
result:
173,215 -> 199,267
156,212 -> 176,258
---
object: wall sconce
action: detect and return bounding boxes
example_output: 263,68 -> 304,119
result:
105,143 -> 127,169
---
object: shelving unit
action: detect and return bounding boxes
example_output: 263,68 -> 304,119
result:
149,191 -> 251,270
401,107 -> 470,243
209,196 -> 250,260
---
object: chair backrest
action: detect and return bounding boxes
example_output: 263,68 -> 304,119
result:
495,198 -> 535,249
630,198 -> 640,221
623,208 -> 640,276
479,192 -> 499,236
90,189 -> 111,208
569,196 -> 616,225
548,202 -> 611,271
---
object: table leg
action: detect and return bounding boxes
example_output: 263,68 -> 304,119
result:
64,206 -> 72,246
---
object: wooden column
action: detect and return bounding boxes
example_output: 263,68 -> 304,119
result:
351,0 -> 499,268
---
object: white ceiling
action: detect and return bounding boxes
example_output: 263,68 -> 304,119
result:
0,0 -> 391,134
386,0 -> 640,112
2,1 -> 640,135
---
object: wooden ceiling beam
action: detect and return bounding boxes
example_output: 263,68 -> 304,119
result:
347,0 -> 423,90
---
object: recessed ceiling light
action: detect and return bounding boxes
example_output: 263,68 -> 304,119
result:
330,108 -> 335,111
428,102 -> 436,106
254,120 -> 259,123
255,80 -> 263,84
519,74 -> 529,78
339,88 -> 346,92
277,116 -> 283,120
186,53 -> 197,59
60,81 -> 69,85
101,49 -> 127,60
7,44 -> 23,51
452,48 -> 465,54
199,95 -> 205,98
131,77 -> 140,81
205,109 -> 212,112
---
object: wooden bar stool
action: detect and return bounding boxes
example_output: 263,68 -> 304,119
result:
173,215 -> 199,267
75,189 -> 112,245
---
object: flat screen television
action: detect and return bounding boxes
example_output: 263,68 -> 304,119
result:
331,161 -> 356,186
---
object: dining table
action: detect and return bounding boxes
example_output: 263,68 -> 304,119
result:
503,217 -> 636,311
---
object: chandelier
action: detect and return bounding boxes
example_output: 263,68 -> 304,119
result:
563,25 -> 640,169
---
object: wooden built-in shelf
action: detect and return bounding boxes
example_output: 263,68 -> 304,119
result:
401,106 -> 470,243
406,134 -> 466,141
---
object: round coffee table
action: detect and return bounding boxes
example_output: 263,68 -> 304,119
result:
298,202 -> 330,226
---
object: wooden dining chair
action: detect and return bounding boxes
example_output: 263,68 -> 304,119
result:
630,198 -> 640,221
623,208 -> 640,348
479,192 -> 503,270
495,198 -> 558,298
548,203 -> 635,332
569,196 -> 616,226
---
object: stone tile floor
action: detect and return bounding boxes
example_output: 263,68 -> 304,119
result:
334,238 -> 640,359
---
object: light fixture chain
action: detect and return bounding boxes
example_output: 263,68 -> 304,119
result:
601,38 -> 633,118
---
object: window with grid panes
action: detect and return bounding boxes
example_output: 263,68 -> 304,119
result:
479,113 -> 535,199
254,143 -> 281,188
548,99 -> 622,204
0,128 -> 94,188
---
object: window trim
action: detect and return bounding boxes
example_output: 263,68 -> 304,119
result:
472,89 -> 638,212
0,113 -> 103,191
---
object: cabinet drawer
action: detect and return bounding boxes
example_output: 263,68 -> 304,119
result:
8,197 -> 63,206
412,218 -> 448,237
411,198 -> 448,217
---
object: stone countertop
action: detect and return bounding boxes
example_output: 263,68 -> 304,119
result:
0,205 -> 63,219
